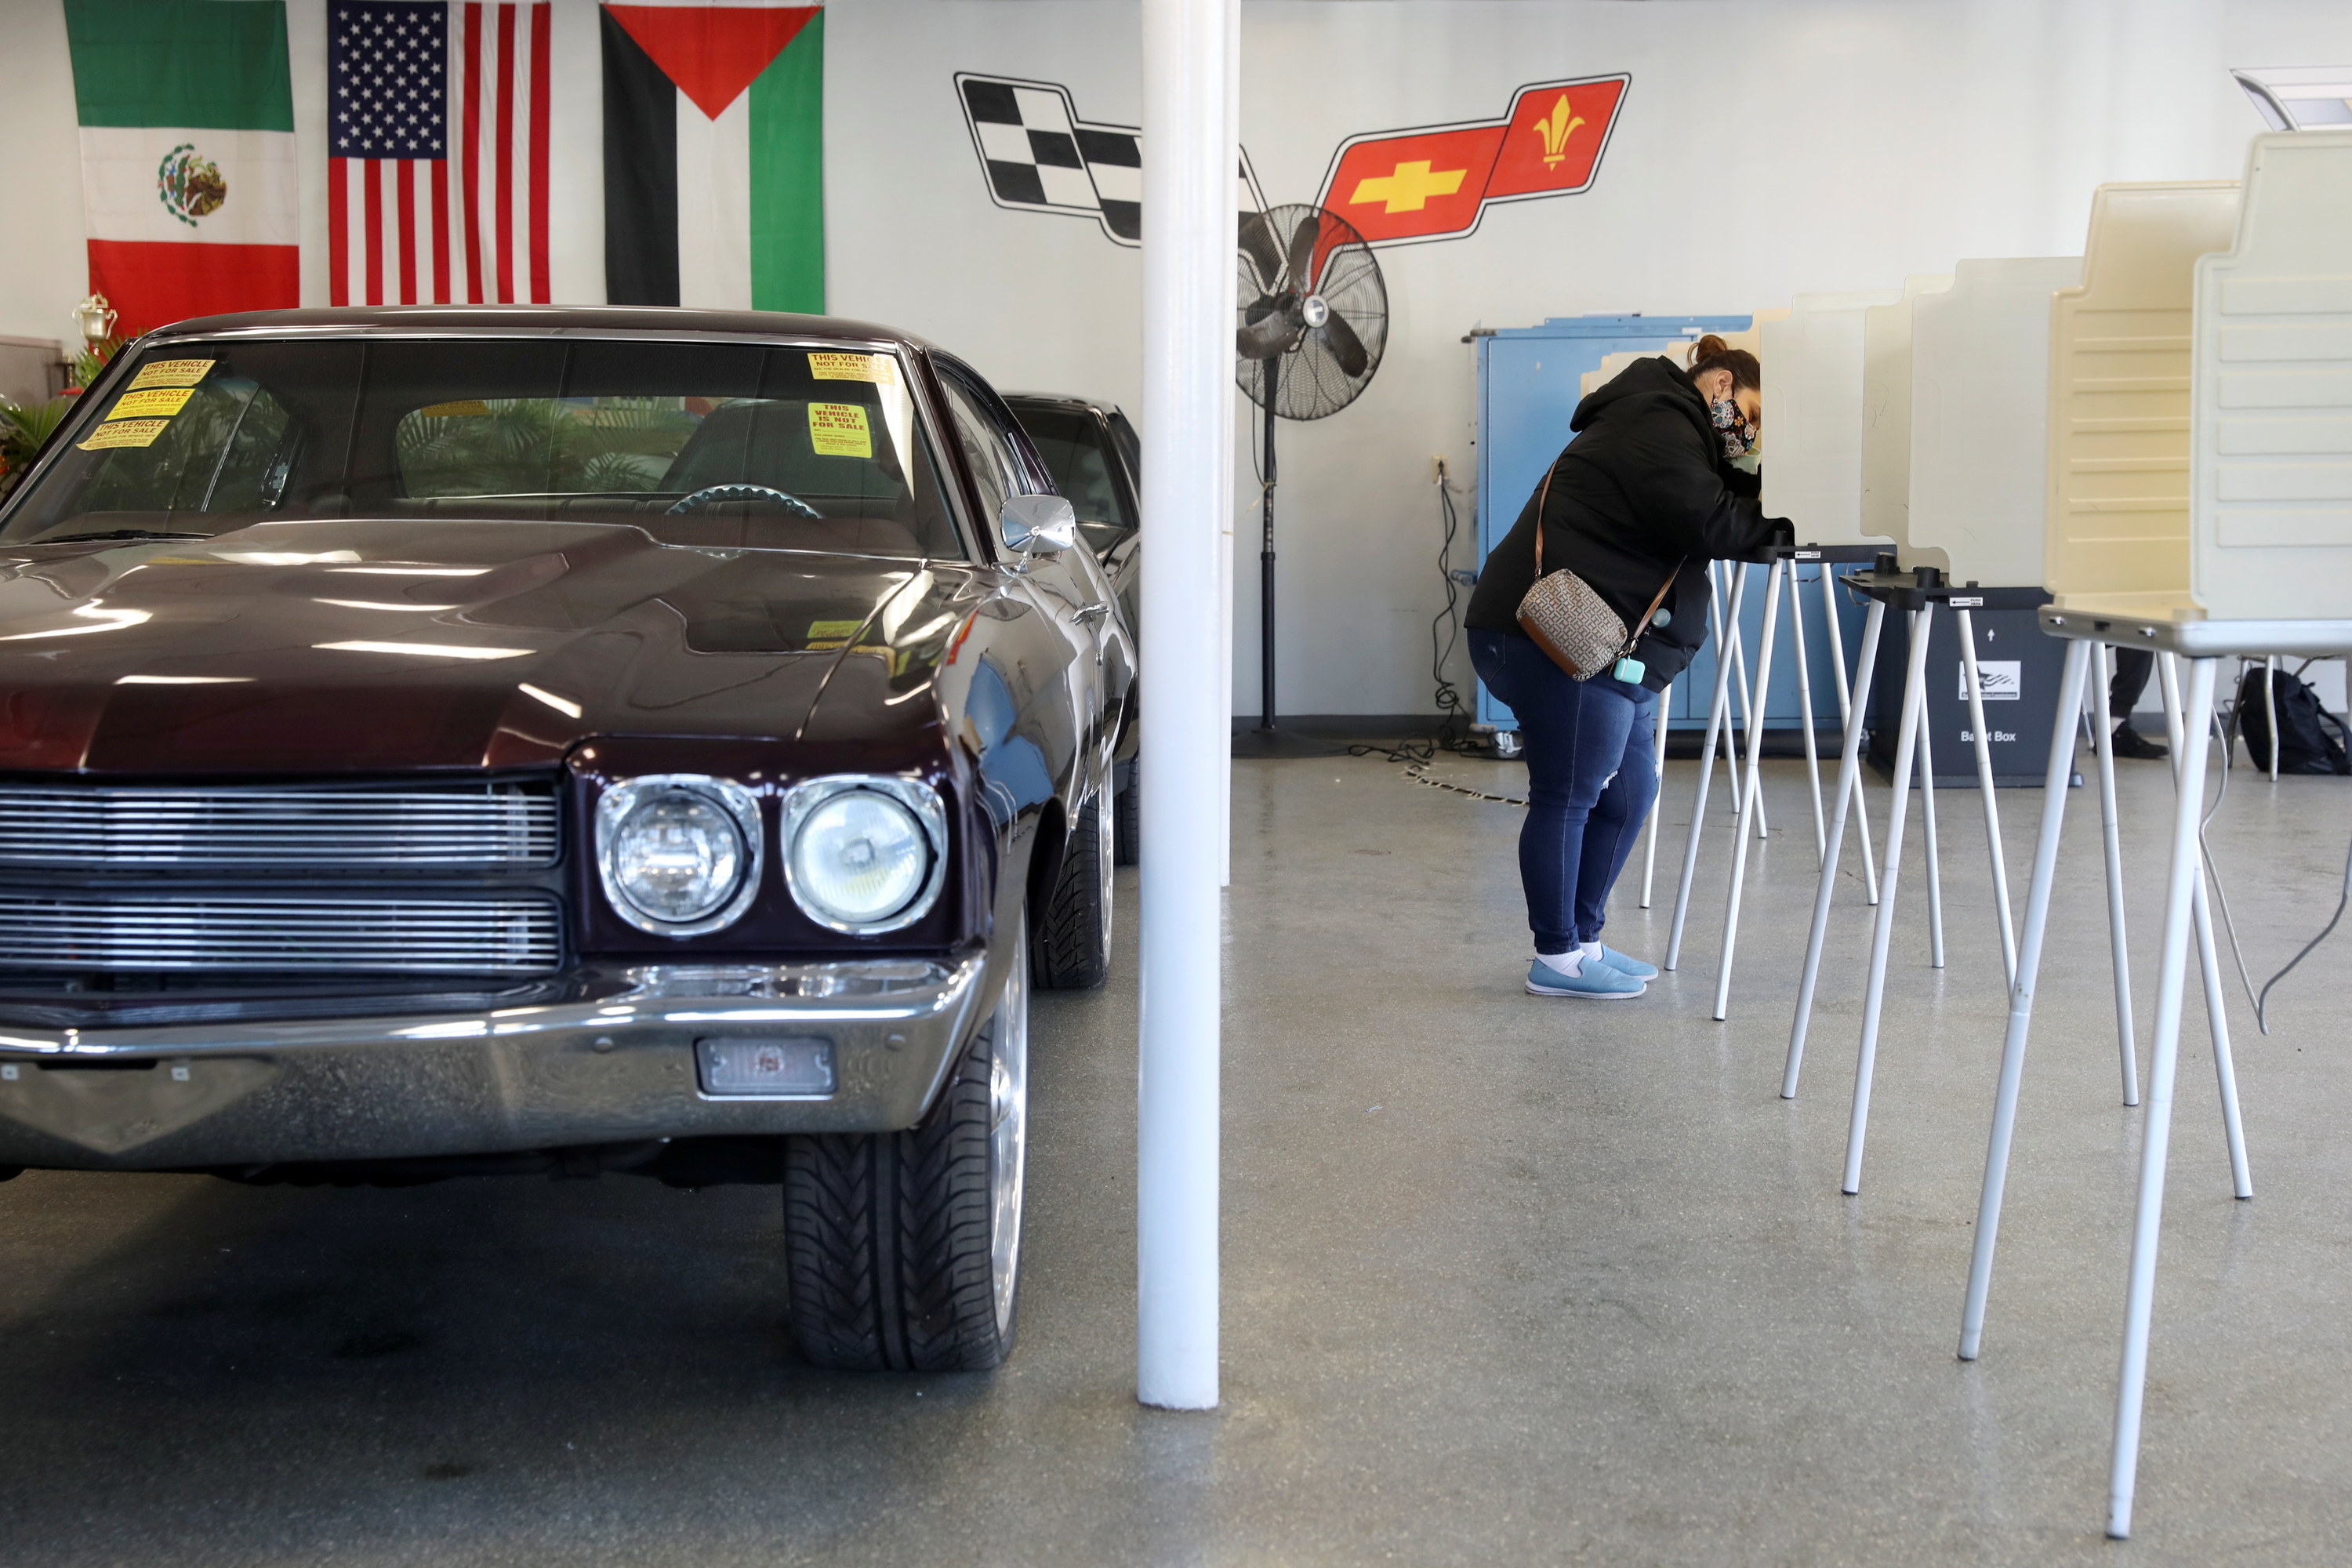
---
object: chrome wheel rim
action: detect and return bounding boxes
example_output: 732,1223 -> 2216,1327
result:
989,921 -> 1030,1337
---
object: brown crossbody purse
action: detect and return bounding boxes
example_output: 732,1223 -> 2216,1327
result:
1515,465 -> 1679,684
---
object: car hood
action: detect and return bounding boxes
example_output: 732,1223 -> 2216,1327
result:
0,518 -> 994,773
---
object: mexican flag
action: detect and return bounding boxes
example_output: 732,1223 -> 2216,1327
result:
61,0 -> 299,336
601,2 -> 824,313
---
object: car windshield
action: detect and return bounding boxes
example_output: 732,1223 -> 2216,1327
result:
1009,402 -> 1134,558
0,337 -> 967,559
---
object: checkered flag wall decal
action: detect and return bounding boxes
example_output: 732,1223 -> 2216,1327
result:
955,73 -> 1265,247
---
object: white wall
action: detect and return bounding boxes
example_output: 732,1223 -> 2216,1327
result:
827,0 -> 2352,716
10,0 -> 2352,714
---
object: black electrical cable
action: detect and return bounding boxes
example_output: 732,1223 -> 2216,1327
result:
1428,459 -> 1470,746
1348,457 -> 1491,770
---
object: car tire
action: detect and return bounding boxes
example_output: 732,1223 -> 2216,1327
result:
782,922 -> 1029,1373
1032,790 -> 1112,989
1112,758 -> 1138,867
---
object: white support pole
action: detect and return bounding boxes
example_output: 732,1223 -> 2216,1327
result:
1956,608 -> 2018,988
1788,563 -> 1827,862
1958,636 -> 2092,1360
1713,557 -> 1787,1020
1916,690 -> 1946,971
1842,603 -> 1936,1194
1784,597 -> 1886,1098
1820,568 -> 1882,905
2155,653 -> 2254,1200
1136,0 -> 1231,1414
2089,644 -> 2140,1106
1213,0 -> 1238,893
1668,564 -> 1751,970
1639,676 -> 1674,908
2107,654 -> 2220,1541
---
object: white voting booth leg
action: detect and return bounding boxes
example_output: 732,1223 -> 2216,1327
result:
2089,644 -> 2141,1106
1783,599 -> 1887,1097
1639,676 -> 1674,908
1820,569 -> 1882,904
2107,655 -> 2220,1539
1957,609 -> 2020,987
2264,657 -> 2279,780
1841,604 -> 1936,1192
1666,565 -> 1751,971
2154,653 -> 2253,1200
1710,554 -> 1847,1020
1711,557 -> 1788,1019
1957,643 -> 2252,1369
1715,563 -> 1769,838
1958,637 -> 2094,1360
1915,700 -> 1946,970
1788,565 -> 1828,860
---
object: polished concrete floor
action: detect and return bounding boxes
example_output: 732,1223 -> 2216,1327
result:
4,744 -> 2350,1565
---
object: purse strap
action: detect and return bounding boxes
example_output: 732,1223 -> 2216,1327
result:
1529,459 -> 1681,645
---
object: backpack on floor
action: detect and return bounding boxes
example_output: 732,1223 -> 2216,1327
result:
2234,666 -> 2352,775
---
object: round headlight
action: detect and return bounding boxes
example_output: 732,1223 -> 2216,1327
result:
600,780 -> 756,932
789,789 -> 931,927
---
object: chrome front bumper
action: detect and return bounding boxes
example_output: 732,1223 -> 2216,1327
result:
0,955 -> 990,1172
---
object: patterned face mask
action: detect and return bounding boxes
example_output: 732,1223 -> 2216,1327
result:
1710,395 -> 1759,461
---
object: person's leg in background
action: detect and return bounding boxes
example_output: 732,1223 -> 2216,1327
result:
1570,675 -> 1662,978
2109,644 -> 2167,759
1468,631 -> 1646,1000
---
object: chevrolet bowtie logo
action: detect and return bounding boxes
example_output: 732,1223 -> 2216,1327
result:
1348,159 -> 1467,214
1533,94 -> 1585,166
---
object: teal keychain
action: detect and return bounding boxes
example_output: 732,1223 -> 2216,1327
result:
1610,606 -> 1671,686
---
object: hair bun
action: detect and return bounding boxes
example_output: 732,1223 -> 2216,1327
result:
1686,334 -> 1730,364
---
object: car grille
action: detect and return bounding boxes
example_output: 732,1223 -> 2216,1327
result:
0,895 -> 562,975
0,782 -> 558,869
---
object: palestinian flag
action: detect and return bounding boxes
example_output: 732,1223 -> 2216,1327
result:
61,0 -> 299,336
601,2 -> 824,313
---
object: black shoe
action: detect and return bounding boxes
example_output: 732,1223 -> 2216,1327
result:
2111,724 -> 2169,760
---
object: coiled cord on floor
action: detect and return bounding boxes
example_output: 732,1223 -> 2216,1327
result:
1398,761 -> 1528,808
2187,695 -> 2345,1036
2197,706 -> 2263,1018
2256,825 -> 2352,1033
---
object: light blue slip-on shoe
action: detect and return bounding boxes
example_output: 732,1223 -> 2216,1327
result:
1526,958 -> 1646,1000
1590,946 -> 1660,981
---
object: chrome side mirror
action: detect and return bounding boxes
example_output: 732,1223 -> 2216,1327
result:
1000,494 -> 1076,559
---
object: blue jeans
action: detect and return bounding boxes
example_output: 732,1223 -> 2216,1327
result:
1471,629 -> 1660,955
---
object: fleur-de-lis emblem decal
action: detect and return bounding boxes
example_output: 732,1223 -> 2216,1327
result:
1533,94 -> 1585,166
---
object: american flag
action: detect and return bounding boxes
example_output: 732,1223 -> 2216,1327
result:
328,0 -> 550,306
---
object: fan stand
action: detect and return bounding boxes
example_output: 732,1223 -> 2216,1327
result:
1232,355 -> 1343,760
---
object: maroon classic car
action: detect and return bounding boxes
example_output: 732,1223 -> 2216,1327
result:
0,307 -> 1137,1374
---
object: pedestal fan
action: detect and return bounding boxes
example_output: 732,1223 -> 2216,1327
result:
1231,204 -> 1388,759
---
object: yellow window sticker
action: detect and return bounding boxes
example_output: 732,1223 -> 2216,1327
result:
805,618 -> 864,649
78,419 -> 172,451
808,402 -> 873,459
417,400 -> 492,417
107,387 -> 195,421
125,358 -> 215,390
808,352 -> 895,384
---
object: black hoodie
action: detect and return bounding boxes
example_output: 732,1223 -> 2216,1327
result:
1465,355 -> 1790,691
